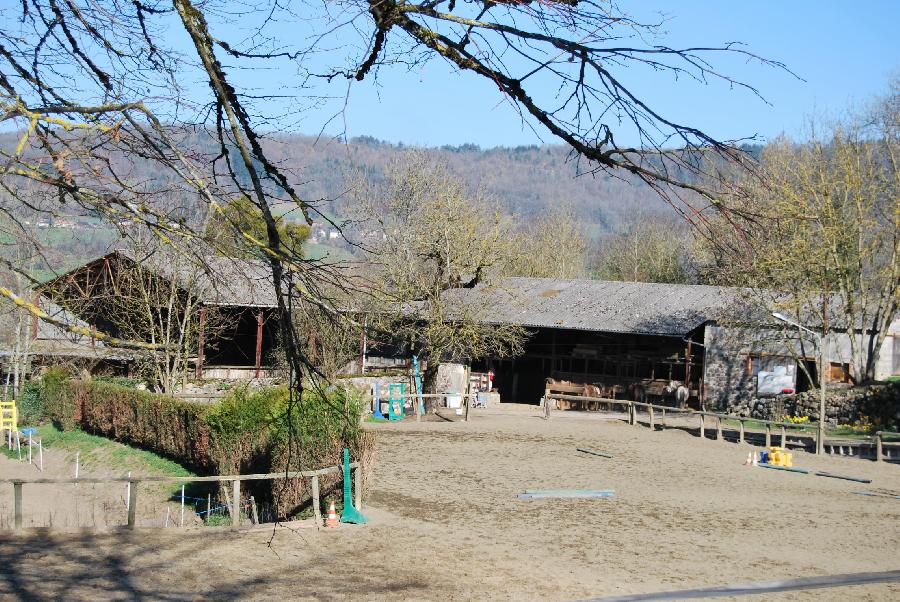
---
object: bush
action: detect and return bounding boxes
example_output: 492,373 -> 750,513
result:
208,384 -> 375,517
37,375 -> 375,519
70,380 -> 213,472
17,381 -> 44,424
41,366 -> 76,430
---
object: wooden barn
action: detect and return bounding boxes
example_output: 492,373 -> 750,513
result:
453,278 -> 731,407
39,250 -> 280,379
452,278 -> 900,409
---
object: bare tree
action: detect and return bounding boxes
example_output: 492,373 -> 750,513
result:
700,85 -> 900,383
593,214 -> 694,284
349,152 -> 526,392
0,1 -> 784,411
42,233 -> 228,393
505,205 -> 589,279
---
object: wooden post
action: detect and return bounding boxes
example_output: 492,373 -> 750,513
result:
543,386 -> 551,420
180,484 -> 185,527
311,475 -> 322,526
699,413 -> 705,439
196,308 -> 207,379
127,480 -> 138,529
232,479 -> 240,527
13,481 -> 22,529
661,407 -> 666,429
354,466 -> 362,510
254,311 -> 264,379
716,416 -> 723,441
648,405 -> 654,430
781,425 -> 787,447
875,433 -> 883,463
464,365 -> 471,423
206,493 -> 211,524
765,424 -> 772,448
739,420 -> 745,444
685,338 -> 692,394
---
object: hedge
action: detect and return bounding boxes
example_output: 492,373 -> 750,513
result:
40,376 -> 374,517
44,378 -> 213,472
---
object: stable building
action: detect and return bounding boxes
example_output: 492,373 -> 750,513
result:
450,278 -> 900,409
39,250 -> 280,379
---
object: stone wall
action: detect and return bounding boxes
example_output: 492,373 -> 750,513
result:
703,325 -> 765,409
725,381 -> 900,428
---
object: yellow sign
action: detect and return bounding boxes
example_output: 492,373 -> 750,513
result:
0,400 -> 17,432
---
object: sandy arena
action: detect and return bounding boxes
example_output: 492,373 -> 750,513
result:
1,407 -> 899,600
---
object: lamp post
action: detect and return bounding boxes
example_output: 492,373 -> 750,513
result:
772,312 -> 827,455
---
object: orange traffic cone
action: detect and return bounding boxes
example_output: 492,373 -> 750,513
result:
743,451 -> 753,466
326,501 -> 339,528
752,451 -> 759,467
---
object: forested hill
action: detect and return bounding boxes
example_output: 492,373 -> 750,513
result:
0,128 -> 761,238
266,134 -> 676,236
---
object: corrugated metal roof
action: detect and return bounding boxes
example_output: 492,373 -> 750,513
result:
444,277 -> 738,336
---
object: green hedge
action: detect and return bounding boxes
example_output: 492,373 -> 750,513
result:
42,366 -> 76,430
68,380 -> 213,472
37,376 -> 374,517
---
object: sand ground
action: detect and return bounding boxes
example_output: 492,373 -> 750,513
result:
1,406 -> 899,600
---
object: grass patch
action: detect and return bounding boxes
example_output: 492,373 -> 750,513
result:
720,418 -> 890,440
2,423 -> 193,479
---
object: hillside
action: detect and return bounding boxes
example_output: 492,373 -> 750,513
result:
1,130 -> 748,273
263,134 -> 677,237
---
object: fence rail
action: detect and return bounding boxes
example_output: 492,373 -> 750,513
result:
543,392 -> 898,462
2,463 -> 361,531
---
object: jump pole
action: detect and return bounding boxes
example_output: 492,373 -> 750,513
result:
758,463 -> 809,474
815,471 -> 872,484
576,448 -> 614,458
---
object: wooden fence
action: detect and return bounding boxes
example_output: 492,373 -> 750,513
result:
1,462 -> 360,531
543,391 -> 899,462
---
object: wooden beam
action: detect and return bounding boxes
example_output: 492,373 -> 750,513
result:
196,307 -> 206,379
311,475 -> 322,526
232,479 -> 240,527
254,311 -> 263,379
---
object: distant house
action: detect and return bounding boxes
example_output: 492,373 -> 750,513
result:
443,277 -> 900,408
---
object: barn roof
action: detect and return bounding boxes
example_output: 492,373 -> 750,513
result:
444,277 -> 739,336
41,250 -> 375,309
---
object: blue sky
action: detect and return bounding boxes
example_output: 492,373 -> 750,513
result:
325,2 -> 899,147
2,2 -> 896,148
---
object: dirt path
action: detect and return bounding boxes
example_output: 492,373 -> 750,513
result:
1,409 -> 899,600
0,439 -> 195,529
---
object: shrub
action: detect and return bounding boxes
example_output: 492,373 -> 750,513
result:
41,366 -> 76,430
70,380 -> 213,472
208,384 -> 376,517
17,381 -> 44,424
